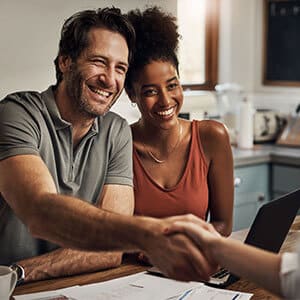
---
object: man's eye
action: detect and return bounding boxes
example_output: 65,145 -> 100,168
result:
92,59 -> 106,66
116,66 -> 127,75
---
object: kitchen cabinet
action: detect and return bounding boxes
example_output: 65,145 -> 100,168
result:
233,164 -> 270,231
272,164 -> 300,199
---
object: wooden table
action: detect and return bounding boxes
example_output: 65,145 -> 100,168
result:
13,216 -> 300,299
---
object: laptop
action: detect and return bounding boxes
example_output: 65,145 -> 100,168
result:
206,188 -> 300,288
147,189 -> 300,288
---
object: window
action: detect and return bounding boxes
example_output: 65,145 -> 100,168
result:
177,0 -> 219,90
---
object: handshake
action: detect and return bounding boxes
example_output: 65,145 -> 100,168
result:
142,215 -> 224,282
143,214 -> 283,298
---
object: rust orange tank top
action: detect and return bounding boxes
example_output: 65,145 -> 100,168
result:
133,120 -> 209,219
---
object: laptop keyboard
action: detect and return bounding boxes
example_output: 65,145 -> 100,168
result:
211,268 -> 230,279
206,267 -> 231,286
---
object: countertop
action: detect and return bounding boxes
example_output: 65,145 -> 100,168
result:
233,144 -> 300,167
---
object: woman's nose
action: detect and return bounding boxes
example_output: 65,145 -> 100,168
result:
158,89 -> 171,106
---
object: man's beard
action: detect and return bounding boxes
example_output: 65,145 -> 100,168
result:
65,63 -> 118,118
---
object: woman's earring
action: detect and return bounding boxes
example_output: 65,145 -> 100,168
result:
131,102 -> 136,108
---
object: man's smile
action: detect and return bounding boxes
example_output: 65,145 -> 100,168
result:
88,85 -> 112,98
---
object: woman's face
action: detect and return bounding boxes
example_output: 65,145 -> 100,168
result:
131,60 -> 183,130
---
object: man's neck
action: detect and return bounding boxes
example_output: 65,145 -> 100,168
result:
54,83 -> 95,147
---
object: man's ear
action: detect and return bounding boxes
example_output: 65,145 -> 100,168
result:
58,55 -> 72,73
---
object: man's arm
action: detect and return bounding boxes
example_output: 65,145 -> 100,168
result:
18,249 -> 122,283
16,184 -> 134,283
0,155 -> 134,251
0,154 -> 215,282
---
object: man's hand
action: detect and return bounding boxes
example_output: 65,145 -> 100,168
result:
139,217 -> 218,282
163,214 -> 221,266
137,252 -> 151,265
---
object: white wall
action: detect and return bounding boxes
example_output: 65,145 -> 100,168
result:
0,0 -> 176,123
2,0 -> 300,122
219,0 -> 300,114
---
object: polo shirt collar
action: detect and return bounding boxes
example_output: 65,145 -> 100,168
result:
41,86 -> 99,133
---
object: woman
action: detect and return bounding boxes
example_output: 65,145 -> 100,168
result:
125,7 -> 233,236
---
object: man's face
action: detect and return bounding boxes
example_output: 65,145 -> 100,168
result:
63,27 -> 129,117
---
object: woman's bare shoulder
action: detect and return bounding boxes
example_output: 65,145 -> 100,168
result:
196,120 -> 231,157
197,119 -> 229,140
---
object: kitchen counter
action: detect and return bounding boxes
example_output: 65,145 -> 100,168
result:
233,144 -> 300,167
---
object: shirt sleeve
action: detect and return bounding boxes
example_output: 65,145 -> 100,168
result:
0,97 -> 40,161
105,118 -> 133,186
280,248 -> 300,299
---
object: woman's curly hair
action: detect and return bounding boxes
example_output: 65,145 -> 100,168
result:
125,6 -> 180,96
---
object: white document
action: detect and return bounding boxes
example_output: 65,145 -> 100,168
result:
177,285 -> 253,300
63,272 -> 202,300
128,273 -> 202,299
13,286 -> 81,300
14,272 -> 252,300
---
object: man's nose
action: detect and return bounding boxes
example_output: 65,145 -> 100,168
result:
98,66 -> 115,88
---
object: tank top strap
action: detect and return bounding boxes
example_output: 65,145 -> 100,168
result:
192,120 -> 208,170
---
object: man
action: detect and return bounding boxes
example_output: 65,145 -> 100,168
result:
0,8 -> 213,284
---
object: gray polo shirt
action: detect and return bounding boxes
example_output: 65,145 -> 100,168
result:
0,86 -> 133,264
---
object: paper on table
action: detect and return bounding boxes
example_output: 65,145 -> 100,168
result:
14,272 -> 252,300
177,285 -> 253,300
62,272 -> 202,300
13,286 -> 81,300
63,273 -> 145,300
129,273 -> 202,299
13,273 -> 144,300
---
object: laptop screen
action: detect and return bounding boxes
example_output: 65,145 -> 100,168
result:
244,189 -> 300,253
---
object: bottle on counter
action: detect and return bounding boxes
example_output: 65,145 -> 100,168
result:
237,97 -> 254,149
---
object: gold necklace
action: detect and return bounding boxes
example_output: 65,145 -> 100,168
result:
142,122 -> 183,164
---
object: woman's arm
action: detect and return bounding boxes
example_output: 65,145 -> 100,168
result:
198,120 -> 234,236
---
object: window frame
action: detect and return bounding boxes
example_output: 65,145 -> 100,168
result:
181,0 -> 219,91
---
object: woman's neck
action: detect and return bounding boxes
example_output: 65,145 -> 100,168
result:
133,119 -> 183,163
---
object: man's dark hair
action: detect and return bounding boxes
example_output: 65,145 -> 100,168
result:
54,7 -> 135,86
124,6 -> 180,97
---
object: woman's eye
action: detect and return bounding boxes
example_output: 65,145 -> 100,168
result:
143,89 -> 158,97
168,83 -> 179,90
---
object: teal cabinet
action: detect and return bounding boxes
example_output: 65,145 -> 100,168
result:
272,164 -> 300,198
233,164 -> 270,231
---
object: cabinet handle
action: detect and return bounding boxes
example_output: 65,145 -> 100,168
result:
234,177 -> 242,187
257,193 -> 265,202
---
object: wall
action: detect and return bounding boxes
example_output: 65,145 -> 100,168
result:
0,0 -> 176,123
219,0 -> 300,114
1,0 -> 299,122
